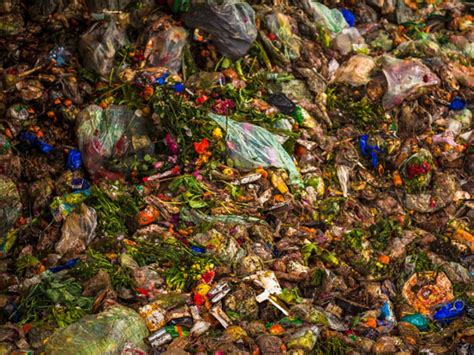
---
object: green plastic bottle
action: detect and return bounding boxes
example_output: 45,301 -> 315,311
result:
400,314 -> 428,331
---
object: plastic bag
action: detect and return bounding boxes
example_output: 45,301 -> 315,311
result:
76,105 -> 155,180
45,305 -> 149,354
142,21 -> 188,72
332,27 -> 367,55
382,56 -> 440,110
209,113 -> 303,186
0,175 -> 21,251
333,54 -> 375,86
302,1 -> 348,34
55,203 -> 97,256
79,20 -> 128,77
183,0 -> 257,60
180,207 -> 264,225
262,11 -> 301,62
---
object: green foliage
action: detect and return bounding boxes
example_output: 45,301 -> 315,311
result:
16,273 -> 94,327
126,238 -> 216,291
16,255 -> 40,275
317,197 -> 345,224
302,243 -> 339,267
279,287 -> 302,304
311,268 -> 325,287
152,86 -> 210,162
169,174 -> 211,209
343,229 -> 365,251
411,251 -> 435,272
311,336 -> 351,355
70,248 -> 134,290
326,85 -> 385,129
369,219 -> 403,251
89,186 -> 141,237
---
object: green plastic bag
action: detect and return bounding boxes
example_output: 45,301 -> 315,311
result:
209,113 -> 302,186
303,1 -> 348,34
45,305 -> 149,354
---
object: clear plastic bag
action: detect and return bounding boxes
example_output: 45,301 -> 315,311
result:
79,20 -> 128,77
76,105 -> 155,180
180,206 -> 264,225
183,0 -> 257,60
332,27 -> 367,55
55,203 -> 97,256
302,1 -> 348,35
209,113 -> 303,186
382,56 -> 440,110
45,305 -> 149,354
142,21 -> 188,72
262,11 -> 301,62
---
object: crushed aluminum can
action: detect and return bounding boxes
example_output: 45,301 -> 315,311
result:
208,281 -> 231,303
148,328 -> 173,348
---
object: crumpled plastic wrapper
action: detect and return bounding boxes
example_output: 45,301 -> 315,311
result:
79,20 -> 128,77
333,55 -> 376,86
142,18 -> 188,72
210,113 -> 303,186
382,56 -> 440,110
55,203 -> 97,256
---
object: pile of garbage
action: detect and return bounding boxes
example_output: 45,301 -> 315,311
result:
0,0 -> 473,353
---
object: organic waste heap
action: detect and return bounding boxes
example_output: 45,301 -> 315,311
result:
0,0 -> 473,353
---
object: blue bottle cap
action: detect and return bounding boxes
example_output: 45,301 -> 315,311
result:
173,82 -> 185,93
67,149 -> 82,171
191,245 -> 205,253
156,72 -> 170,85
340,8 -> 356,27
449,97 -> 466,111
